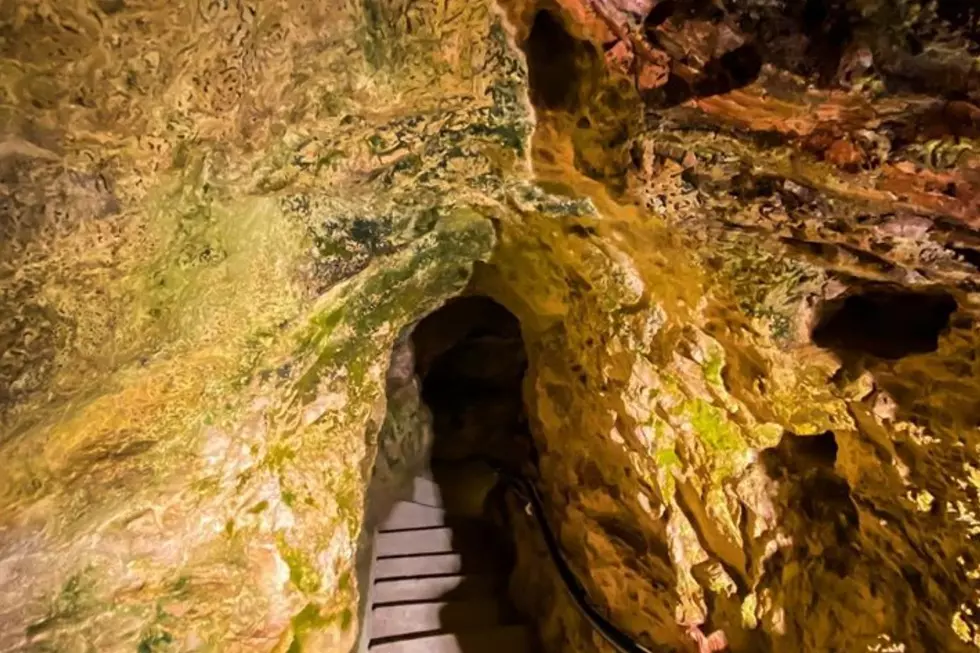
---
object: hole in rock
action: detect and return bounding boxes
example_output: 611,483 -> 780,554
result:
949,244 -> 980,269
936,0 -> 980,39
644,0 -> 676,30
801,0 -> 832,35
762,430 -> 839,473
411,295 -> 533,466
812,285 -> 957,360
525,10 -> 594,111
760,431 -> 861,580
693,44 -> 764,97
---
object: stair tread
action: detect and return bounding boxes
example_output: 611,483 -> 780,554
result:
411,477 -> 442,508
369,625 -> 534,653
365,473 -> 525,653
375,527 -> 455,556
374,553 -> 464,578
372,575 -> 500,605
380,502 -> 449,531
370,599 -> 508,641
375,525 -> 499,557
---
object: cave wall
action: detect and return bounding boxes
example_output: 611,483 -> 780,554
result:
479,1 -> 980,651
2,0 -> 980,652
0,0 -> 519,649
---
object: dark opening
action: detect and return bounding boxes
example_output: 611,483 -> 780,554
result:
936,0 -> 980,44
643,0 -> 724,31
644,0 -> 676,30
759,431 -> 860,568
411,295 -> 532,466
949,245 -> 980,269
356,296 -> 535,652
524,10 -> 595,111
761,430 -> 839,473
693,44 -> 764,97
764,431 -> 854,529
812,285 -> 957,360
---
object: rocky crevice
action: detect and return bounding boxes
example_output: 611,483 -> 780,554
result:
480,1 -> 980,651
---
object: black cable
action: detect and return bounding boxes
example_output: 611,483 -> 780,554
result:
436,455 -> 660,653
505,473 -> 658,653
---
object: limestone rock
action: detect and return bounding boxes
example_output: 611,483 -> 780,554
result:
3,0 -> 980,652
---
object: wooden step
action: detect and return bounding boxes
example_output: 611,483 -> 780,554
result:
411,477 -> 442,508
373,553 -> 465,579
375,527 -> 457,556
375,523 -> 501,556
372,575 -> 499,605
370,599 -> 505,641
379,502 -> 448,531
369,625 -> 535,653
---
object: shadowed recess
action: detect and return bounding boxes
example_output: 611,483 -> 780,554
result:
524,10 -> 594,112
411,295 -> 531,466
812,285 -> 958,359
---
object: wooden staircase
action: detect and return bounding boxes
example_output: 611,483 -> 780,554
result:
360,471 -> 538,653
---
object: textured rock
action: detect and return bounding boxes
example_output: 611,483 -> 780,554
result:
485,2 -> 980,652
0,0 -> 514,649
4,0 -> 980,652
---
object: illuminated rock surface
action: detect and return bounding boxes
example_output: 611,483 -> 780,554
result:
2,0 -> 980,651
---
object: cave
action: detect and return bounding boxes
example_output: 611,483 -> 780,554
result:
12,0 -> 980,650
411,295 -> 533,467
362,294 -> 534,522
356,296 -> 540,651
812,285 -> 958,360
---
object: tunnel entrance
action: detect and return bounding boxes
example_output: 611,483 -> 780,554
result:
411,295 -> 533,467
356,296 -> 540,652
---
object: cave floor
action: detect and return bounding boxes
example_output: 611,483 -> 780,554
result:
359,459 -> 537,653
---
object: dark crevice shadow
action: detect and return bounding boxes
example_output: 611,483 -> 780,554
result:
643,0 -> 677,31
799,0 -> 856,86
645,43 -> 764,107
757,430 -> 861,608
525,10 -> 597,112
811,283 -> 957,361
640,0 -> 854,109
413,296 -> 532,650
949,244 -> 980,269
693,44 -> 764,97
757,429 -> 860,557
934,0 -> 980,43
642,46 -> 765,108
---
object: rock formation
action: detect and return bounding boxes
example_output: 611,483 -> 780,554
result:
2,0 -> 980,651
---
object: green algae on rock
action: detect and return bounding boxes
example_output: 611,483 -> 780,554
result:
5,0 -> 980,652
0,0 -> 514,649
